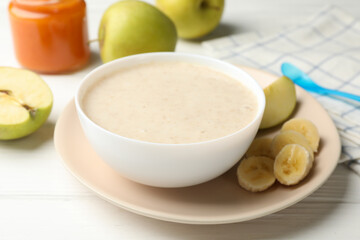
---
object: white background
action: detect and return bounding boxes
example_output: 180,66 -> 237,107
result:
1,0 -> 360,239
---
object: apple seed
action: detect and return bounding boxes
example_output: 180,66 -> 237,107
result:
0,89 -> 36,117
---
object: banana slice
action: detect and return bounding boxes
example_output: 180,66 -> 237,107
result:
271,130 -> 314,160
274,144 -> 313,185
281,118 -> 320,152
245,137 -> 273,158
237,156 -> 276,192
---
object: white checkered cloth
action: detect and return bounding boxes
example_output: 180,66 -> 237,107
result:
202,5 -> 360,175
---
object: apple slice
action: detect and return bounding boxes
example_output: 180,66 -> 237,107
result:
259,76 -> 296,129
0,67 -> 53,140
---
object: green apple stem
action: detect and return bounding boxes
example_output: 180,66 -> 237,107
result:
0,90 -> 36,118
87,38 -> 99,45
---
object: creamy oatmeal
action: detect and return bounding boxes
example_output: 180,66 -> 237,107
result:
82,62 -> 258,144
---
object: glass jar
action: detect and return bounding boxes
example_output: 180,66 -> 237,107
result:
8,0 -> 90,74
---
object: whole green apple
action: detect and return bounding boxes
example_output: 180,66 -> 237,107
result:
0,67 -> 53,140
156,0 -> 224,39
98,0 -> 177,63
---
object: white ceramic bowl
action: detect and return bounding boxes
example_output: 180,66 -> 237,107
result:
75,52 -> 265,188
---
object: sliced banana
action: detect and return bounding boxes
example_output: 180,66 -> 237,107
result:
245,137 -> 273,158
281,118 -> 320,152
271,130 -> 314,160
274,144 -> 313,185
237,156 -> 276,192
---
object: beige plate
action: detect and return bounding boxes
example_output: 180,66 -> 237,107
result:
54,66 -> 341,224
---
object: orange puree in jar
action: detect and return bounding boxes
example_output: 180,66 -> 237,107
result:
8,0 -> 90,73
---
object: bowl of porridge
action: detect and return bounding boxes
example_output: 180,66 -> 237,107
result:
75,52 -> 265,187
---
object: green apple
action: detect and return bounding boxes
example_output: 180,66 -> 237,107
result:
260,76 -> 296,129
156,0 -> 224,39
0,67 -> 53,140
98,0 -> 177,63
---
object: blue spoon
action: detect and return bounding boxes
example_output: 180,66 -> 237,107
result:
281,62 -> 360,102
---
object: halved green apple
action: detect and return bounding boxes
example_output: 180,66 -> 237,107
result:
260,76 -> 296,129
0,67 -> 53,140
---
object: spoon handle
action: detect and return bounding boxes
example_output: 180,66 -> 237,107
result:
322,88 -> 360,102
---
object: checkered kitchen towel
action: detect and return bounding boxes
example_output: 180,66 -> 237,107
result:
202,5 -> 360,175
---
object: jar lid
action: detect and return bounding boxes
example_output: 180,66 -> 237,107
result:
11,0 -> 83,13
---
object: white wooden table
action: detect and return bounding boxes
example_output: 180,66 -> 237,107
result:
1,0 -> 360,239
